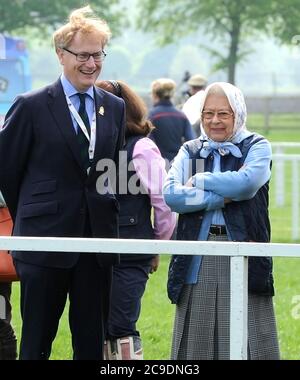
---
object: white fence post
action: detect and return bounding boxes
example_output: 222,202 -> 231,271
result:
274,146 -> 285,207
230,256 -> 248,360
273,153 -> 300,241
272,143 -> 300,208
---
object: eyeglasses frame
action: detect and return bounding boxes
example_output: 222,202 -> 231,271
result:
201,110 -> 234,121
61,47 -> 107,62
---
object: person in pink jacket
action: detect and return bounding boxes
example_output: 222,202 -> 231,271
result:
96,80 -> 176,360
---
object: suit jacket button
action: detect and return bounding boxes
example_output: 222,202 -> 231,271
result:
130,217 -> 135,224
79,208 -> 85,215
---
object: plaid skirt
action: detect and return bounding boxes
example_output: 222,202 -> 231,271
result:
171,235 -> 280,360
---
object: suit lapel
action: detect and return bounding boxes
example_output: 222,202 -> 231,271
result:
47,80 -> 85,173
94,87 -> 111,159
87,88 -> 112,176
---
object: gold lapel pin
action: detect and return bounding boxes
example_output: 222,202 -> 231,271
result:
99,106 -> 105,116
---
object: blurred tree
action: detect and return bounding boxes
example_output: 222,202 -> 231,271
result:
102,46 -> 132,79
0,0 -> 124,37
270,0 -> 300,43
137,0 -> 300,84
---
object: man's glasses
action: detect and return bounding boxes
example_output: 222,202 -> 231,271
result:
62,47 -> 107,62
202,110 -> 234,120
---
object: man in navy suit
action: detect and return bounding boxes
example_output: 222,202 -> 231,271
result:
0,6 -> 125,360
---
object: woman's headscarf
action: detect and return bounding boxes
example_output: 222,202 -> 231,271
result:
199,82 -> 250,143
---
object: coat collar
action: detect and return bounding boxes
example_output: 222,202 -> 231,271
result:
47,79 -> 112,179
47,79 -> 85,175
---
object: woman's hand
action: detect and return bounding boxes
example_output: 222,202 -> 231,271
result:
185,177 -> 194,187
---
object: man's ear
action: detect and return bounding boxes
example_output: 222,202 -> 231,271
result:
56,48 -> 64,65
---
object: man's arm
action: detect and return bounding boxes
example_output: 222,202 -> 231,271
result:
0,96 -> 33,220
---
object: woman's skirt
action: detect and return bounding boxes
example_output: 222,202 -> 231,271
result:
171,235 -> 280,360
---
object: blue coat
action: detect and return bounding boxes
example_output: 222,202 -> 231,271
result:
149,100 -> 195,162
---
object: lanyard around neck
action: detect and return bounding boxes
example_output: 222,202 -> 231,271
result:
65,94 -> 97,161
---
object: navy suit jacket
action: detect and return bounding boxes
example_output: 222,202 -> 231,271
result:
0,79 -> 125,268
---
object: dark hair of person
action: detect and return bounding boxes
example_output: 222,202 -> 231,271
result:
95,80 -> 154,137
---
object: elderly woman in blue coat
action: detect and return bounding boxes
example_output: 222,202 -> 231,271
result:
163,82 -> 280,360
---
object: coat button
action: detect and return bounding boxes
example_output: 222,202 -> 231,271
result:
130,217 -> 135,224
79,208 -> 85,215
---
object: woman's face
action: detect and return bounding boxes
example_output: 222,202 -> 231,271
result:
202,93 -> 234,142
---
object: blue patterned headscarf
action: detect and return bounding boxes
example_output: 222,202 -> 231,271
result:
199,82 -> 250,143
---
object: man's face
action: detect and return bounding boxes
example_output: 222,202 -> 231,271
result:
190,86 -> 201,96
57,31 -> 104,92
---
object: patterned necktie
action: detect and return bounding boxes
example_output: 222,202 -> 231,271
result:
77,93 -> 91,171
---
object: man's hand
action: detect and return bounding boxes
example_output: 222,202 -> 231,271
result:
150,255 -> 160,274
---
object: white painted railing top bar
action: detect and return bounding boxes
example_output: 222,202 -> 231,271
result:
0,236 -> 299,257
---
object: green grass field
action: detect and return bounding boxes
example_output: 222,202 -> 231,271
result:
10,122 -> 300,360
247,113 -> 300,136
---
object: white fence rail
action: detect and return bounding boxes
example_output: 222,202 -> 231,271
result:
0,236 -> 299,360
272,142 -> 300,151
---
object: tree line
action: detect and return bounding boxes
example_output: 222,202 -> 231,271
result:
1,0 -> 300,84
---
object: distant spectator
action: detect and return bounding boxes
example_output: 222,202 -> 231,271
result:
186,74 -> 207,97
182,74 -> 208,136
149,78 -> 196,165
177,70 -> 192,103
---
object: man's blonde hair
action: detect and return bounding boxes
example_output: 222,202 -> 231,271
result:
53,6 -> 111,49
